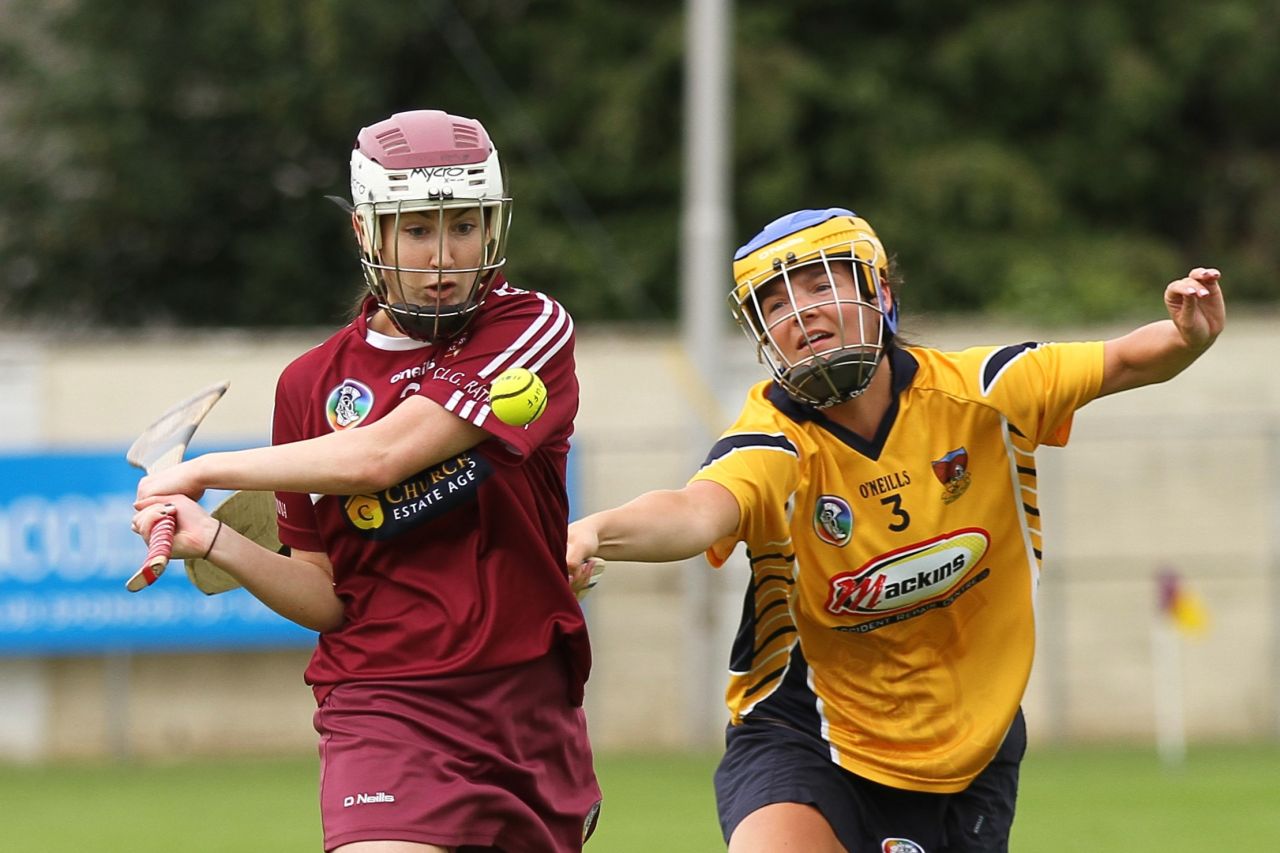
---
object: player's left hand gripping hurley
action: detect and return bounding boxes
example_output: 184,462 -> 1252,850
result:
125,381 -> 230,592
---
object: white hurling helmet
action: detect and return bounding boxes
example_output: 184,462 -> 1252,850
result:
350,109 -> 512,342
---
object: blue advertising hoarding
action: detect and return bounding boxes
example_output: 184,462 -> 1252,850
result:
0,450 -> 316,655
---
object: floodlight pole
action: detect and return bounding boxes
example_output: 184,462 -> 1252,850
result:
1271,427 -> 1280,739
680,0 -> 733,746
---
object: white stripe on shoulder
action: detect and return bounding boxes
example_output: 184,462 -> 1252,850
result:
506,299 -> 568,372
528,310 -> 574,373
477,294 -> 562,378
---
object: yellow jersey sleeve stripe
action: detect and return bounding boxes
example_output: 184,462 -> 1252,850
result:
979,342 -> 1042,395
700,432 -> 799,469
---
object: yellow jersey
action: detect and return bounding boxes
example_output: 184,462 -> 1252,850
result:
691,342 -> 1104,793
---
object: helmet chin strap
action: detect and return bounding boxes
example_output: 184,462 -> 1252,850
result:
375,263 -> 493,342
785,348 -> 882,408
382,300 -> 479,343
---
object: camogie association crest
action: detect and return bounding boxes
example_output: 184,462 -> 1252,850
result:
882,839 -> 926,853
813,495 -> 854,546
326,379 -> 374,430
931,447 -> 971,504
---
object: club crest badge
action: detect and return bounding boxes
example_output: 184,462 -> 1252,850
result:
813,495 -> 854,546
882,839 -> 926,853
443,332 -> 469,359
931,447 -> 971,504
326,379 -> 374,430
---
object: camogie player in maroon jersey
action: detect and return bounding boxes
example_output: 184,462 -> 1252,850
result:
133,110 -> 601,852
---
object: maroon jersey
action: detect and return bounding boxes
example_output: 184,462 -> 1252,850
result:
271,280 -> 590,704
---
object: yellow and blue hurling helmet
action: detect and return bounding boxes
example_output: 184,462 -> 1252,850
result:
730,208 -> 896,408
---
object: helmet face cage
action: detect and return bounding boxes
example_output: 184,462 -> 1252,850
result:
348,110 -> 512,342
730,211 -> 894,408
355,193 -> 512,342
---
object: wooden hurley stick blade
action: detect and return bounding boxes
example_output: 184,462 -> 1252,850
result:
126,381 -> 230,474
124,380 -> 230,592
185,490 -> 282,595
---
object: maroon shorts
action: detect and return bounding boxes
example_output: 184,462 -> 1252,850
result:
314,653 -> 601,852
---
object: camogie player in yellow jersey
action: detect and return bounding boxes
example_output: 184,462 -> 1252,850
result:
566,207 -> 1225,853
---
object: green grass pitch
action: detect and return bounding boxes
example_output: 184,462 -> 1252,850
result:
0,745 -> 1276,850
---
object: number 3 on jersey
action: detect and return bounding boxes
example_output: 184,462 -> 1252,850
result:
881,494 -> 910,532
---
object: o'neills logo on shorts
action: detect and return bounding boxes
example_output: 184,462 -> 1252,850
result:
343,791 -> 396,807
826,528 -> 990,616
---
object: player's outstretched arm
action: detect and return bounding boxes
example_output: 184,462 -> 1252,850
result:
137,395 -> 489,502
1099,267 -> 1226,397
133,495 -> 343,632
566,480 -> 740,569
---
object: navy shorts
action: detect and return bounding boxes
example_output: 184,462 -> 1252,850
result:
715,708 -> 1027,853
314,652 -> 601,852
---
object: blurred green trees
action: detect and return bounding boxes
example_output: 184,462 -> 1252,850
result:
0,0 -> 1274,328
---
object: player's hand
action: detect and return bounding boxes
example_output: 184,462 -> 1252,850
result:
132,494 -> 220,560
569,558 -> 607,600
565,521 -> 601,578
566,522 -> 608,599
1165,267 -> 1225,351
136,459 -> 207,504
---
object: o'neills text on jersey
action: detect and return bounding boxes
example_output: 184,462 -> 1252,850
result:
343,791 -> 397,807
858,470 -> 911,498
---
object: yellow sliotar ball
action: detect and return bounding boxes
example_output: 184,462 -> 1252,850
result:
489,367 -> 548,427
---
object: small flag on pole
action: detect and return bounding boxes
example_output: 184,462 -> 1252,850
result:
1157,569 -> 1209,638
1152,567 -> 1209,766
